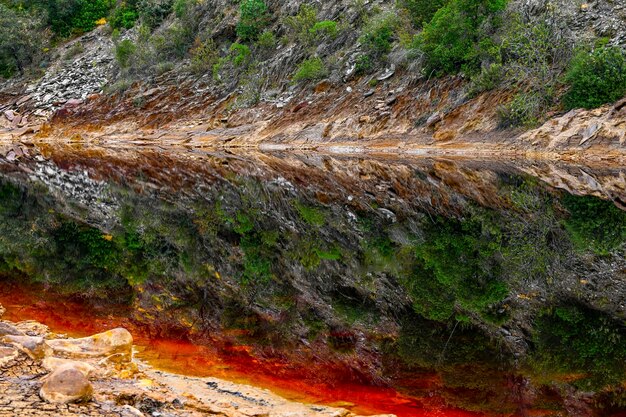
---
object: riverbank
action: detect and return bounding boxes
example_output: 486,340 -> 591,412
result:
0,297 -> 406,417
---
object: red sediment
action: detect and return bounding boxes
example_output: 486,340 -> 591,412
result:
0,284 -> 497,417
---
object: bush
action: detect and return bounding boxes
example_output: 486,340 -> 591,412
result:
309,20 -> 338,40
229,43 -> 251,67
354,54 -> 373,75
293,57 -> 327,82
137,0 -> 174,29
0,5 -> 47,78
397,0 -> 447,28
237,0 -> 270,42
256,30 -> 276,49
360,13 -> 398,58
46,0 -> 114,37
109,3 -> 139,30
189,38 -> 217,74
562,194 -> 626,255
115,39 -> 137,69
563,45 -> 626,110
417,0 -> 506,75
284,4 -> 318,43
497,92 -> 543,128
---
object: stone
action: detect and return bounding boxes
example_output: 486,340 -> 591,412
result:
42,357 -> 96,378
426,112 -> 442,127
40,363 -> 93,404
0,346 -> 18,367
377,69 -> 395,81
0,303 -> 4,317
363,89 -> 375,98
3,110 -> 15,121
0,322 -> 25,337
2,334 -> 51,360
47,328 -> 133,362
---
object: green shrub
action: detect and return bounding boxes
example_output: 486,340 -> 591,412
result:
137,0 -> 174,29
115,39 -> 137,69
173,0 -> 189,18
0,5 -> 47,78
531,305 -> 626,390
563,45 -> 626,110
229,43 -> 251,66
189,38 -> 217,74
47,0 -> 114,37
293,57 -> 327,82
497,92 -> 543,128
406,215 -> 508,322
417,0 -> 506,75
294,202 -> 326,226
309,20 -> 338,40
397,0 -> 447,28
360,13 -> 398,58
284,4 -> 318,43
110,4 -> 139,30
256,30 -> 277,49
237,0 -> 270,42
354,54 -> 373,75
562,194 -> 626,255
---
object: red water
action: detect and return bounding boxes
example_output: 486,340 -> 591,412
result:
0,285 -> 497,417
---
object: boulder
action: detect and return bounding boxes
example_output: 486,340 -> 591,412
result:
0,346 -> 19,367
2,334 -> 51,360
0,322 -> 25,337
47,328 -> 133,362
42,357 -> 96,378
40,363 -> 93,404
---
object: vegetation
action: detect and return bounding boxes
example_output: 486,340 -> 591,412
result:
0,4 -> 46,78
293,57 -> 327,82
562,194 -> 626,255
416,0 -> 507,75
563,44 -> 626,110
237,0 -> 270,42
531,305 -> 625,390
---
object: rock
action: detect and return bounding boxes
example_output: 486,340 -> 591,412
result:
0,303 -> 5,318
120,405 -> 145,417
377,68 -> 395,81
0,346 -> 19,367
42,357 -> 96,378
47,328 -> 133,362
40,363 -> 93,404
0,322 -> 25,337
2,334 -> 51,360
363,89 -> 375,98
3,110 -> 15,121
426,112 -> 442,127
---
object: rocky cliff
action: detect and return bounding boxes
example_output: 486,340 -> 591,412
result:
0,0 -> 625,161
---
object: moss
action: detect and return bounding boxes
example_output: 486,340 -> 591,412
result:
294,201 -> 326,226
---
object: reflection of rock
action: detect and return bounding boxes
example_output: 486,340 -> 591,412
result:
47,328 -> 133,362
40,363 -> 93,404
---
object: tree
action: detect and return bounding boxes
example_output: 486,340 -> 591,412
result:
0,4 -> 47,78
236,0 -> 269,42
418,0 -> 507,75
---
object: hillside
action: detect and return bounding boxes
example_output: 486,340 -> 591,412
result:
0,0 -> 625,160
